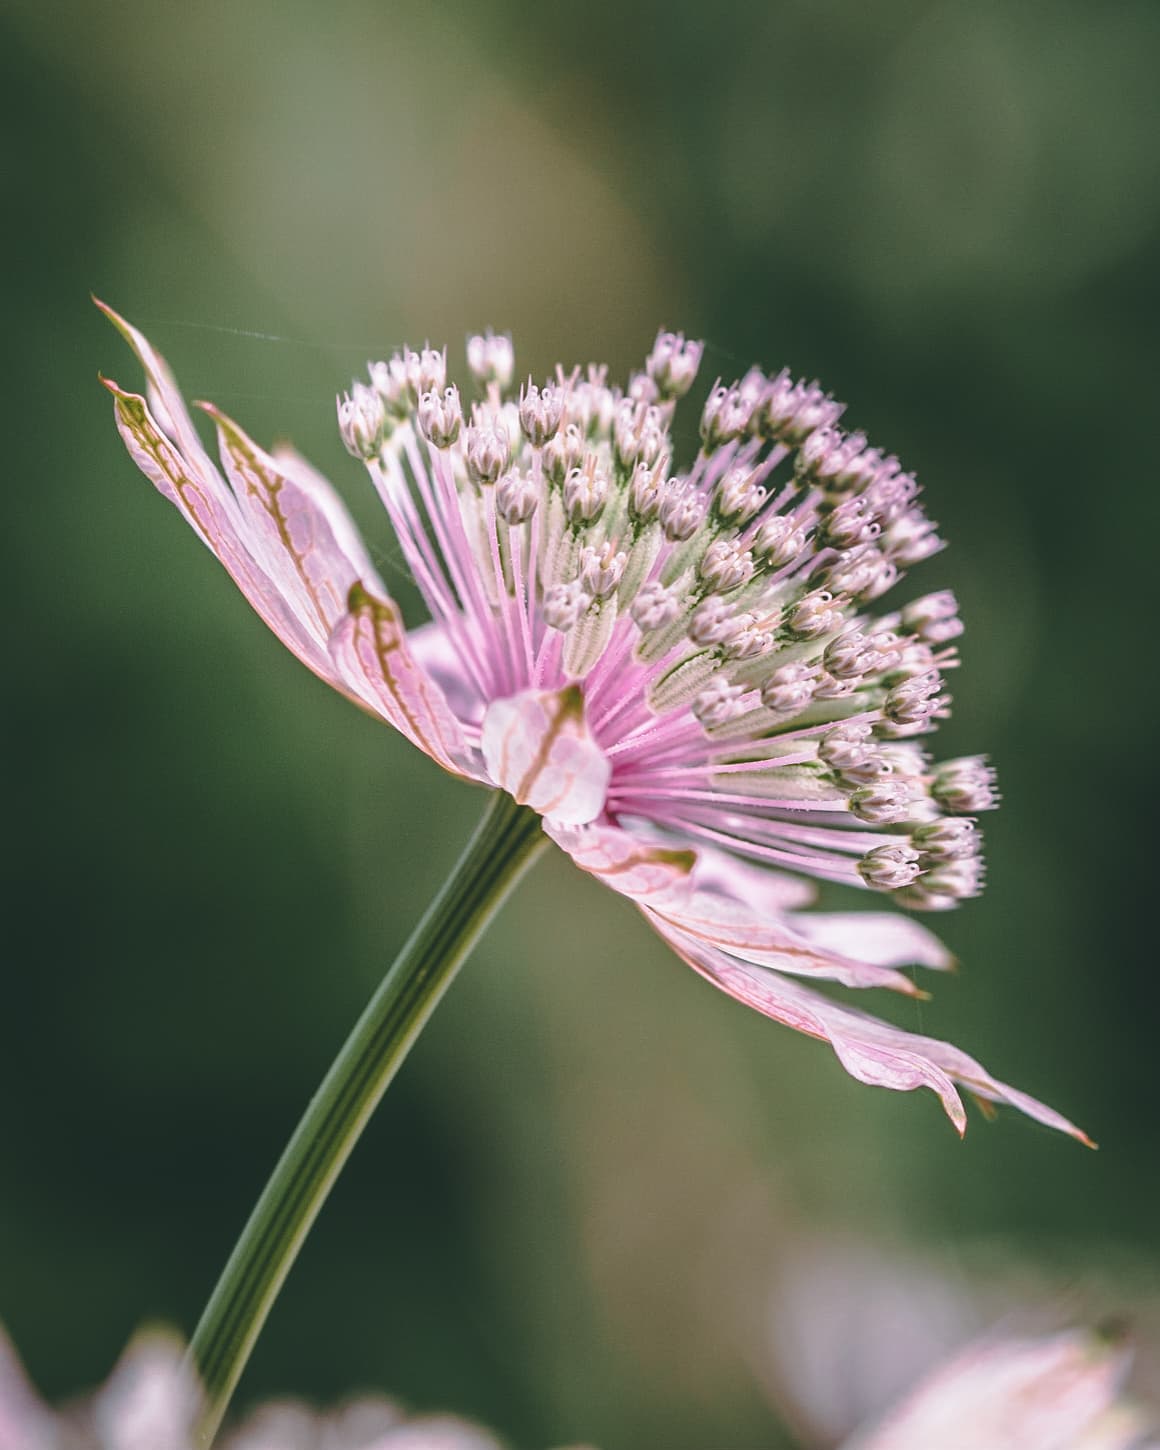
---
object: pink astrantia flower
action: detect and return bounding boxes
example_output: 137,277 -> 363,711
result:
99,302 -> 1087,1140
842,1327 -> 1158,1450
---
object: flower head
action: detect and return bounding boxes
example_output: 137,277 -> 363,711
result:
100,303 -> 1088,1140
843,1326 -> 1157,1450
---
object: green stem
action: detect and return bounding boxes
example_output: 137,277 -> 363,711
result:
188,792 -> 547,1447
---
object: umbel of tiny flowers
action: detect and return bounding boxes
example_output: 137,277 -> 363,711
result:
97,301 -> 1090,1441
841,1325 -> 1159,1450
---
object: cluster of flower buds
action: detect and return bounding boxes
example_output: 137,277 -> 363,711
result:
341,325 -> 993,911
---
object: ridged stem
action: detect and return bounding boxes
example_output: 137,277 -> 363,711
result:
188,792 -> 547,1447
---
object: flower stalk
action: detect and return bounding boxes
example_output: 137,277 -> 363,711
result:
187,791 -> 546,1447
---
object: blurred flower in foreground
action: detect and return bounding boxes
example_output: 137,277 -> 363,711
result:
225,1397 -> 506,1449
0,1325 -> 583,1450
0,1324 -> 197,1450
758,1235 -> 1160,1447
100,302 -> 1085,1140
842,1327 -> 1158,1450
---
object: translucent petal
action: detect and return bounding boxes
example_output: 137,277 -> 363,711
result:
482,688 -> 611,826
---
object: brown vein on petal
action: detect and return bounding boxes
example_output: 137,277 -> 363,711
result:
347,582 -> 460,769
514,686 -> 584,804
205,407 -> 331,634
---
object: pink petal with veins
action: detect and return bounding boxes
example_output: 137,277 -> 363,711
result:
103,376 -> 334,684
653,920 -> 1092,1142
482,688 -> 611,826
329,584 -> 481,780
101,302 -> 475,780
202,403 -> 385,641
543,819 -> 696,903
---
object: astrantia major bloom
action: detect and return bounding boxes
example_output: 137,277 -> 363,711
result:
100,303 -> 1085,1141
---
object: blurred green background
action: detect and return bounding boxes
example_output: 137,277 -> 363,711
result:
2,2 -> 1158,1446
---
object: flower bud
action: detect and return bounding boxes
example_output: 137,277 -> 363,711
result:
761,661 -> 818,713
467,330 -> 514,389
407,346 -> 446,398
464,419 -> 511,486
820,497 -> 881,550
698,538 -> 755,593
368,355 -> 411,418
751,514 -> 807,568
901,590 -> 964,645
816,545 -> 899,603
646,330 -> 704,399
824,627 -> 903,683
818,721 -> 875,771
563,458 -> 609,525
885,508 -> 943,566
932,757 -> 999,813
751,371 -> 845,444
715,466 -> 767,525
417,385 -> 463,449
692,676 -> 746,727
579,542 -> 627,600
790,380 -> 845,441
912,817 -> 979,861
864,468 -> 917,524
700,383 -> 751,448
495,469 -> 539,525
857,842 -> 923,891
786,588 -> 844,640
658,480 -> 706,542
518,381 -> 564,446
884,668 -> 948,727
722,615 -> 777,661
613,400 -> 666,470
688,596 -> 737,647
848,778 -> 915,824
337,383 -> 386,459
631,581 -> 682,632
627,461 -> 666,525
543,580 -> 591,632
542,423 -> 586,486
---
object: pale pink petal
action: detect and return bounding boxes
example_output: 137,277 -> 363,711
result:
543,818 -> 696,904
481,688 -> 611,826
785,911 -> 956,971
409,619 -> 487,728
202,405 -> 386,641
329,584 -> 483,780
686,840 -> 819,912
102,309 -> 485,780
652,890 -> 925,995
654,921 -> 968,1129
577,836 -> 932,991
650,920 -> 1092,1141
96,298 -> 220,481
